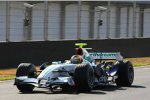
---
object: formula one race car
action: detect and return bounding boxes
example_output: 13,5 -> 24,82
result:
14,43 -> 134,92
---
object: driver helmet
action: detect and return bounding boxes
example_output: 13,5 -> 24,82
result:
70,55 -> 83,64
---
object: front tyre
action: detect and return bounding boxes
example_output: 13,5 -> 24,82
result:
17,84 -> 34,92
115,61 -> 134,87
74,64 -> 94,92
15,63 -> 36,92
16,63 -> 37,78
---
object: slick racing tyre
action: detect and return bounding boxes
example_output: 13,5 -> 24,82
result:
16,84 -> 35,93
74,64 -> 94,92
115,61 -> 134,87
16,63 -> 37,92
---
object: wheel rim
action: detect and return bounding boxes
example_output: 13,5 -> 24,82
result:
128,66 -> 134,83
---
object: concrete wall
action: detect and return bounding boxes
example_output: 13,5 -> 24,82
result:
9,2 -> 24,41
65,4 -> 78,39
32,3 -> 44,40
48,3 -> 60,40
1,1 -> 150,42
0,2 -> 6,41
144,8 -> 150,37
0,38 -> 150,69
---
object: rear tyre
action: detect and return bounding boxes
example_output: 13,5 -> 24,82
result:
74,64 -> 94,92
115,61 -> 134,87
16,63 -> 37,92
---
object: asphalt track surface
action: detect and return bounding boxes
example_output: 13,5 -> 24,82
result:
0,66 -> 150,100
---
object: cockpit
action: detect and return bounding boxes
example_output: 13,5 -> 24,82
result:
70,55 -> 83,64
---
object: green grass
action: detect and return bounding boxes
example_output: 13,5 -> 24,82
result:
133,63 -> 150,67
0,68 -> 16,81
125,57 -> 150,67
0,75 -> 15,81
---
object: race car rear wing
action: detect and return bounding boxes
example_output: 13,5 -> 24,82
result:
89,52 -> 123,61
